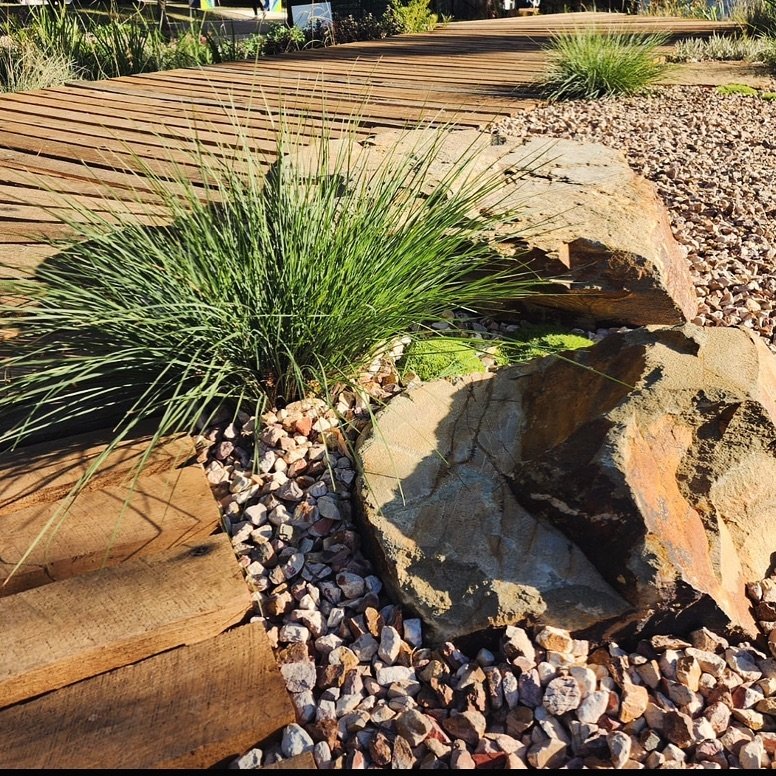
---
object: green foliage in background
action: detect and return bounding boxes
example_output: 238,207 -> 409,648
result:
641,0 -> 725,19
0,36 -> 79,92
669,32 -> 776,62
0,1 -> 442,93
732,0 -> 776,36
386,0 -> 438,34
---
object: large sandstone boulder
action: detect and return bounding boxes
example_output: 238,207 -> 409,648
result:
354,373 -> 632,645
304,128 -> 697,328
355,324 -> 776,644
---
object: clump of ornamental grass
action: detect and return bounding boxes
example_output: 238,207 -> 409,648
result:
542,29 -> 672,101
669,33 -> 774,63
0,123 -> 544,498
0,37 -> 79,92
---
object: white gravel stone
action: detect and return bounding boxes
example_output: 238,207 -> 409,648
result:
376,665 -> 416,686
725,648 -> 763,682
394,709 -> 433,746
504,626 -> 536,664
313,741 -> 332,769
739,738 -> 765,769
316,698 -> 337,722
570,665 -> 597,698
403,618 -> 423,647
233,747 -> 262,768
608,730 -> 632,769
503,671 -> 520,709
378,625 -> 403,665
351,633 -> 379,662
279,660 -> 316,693
336,571 -> 365,598
576,689 -> 610,724
243,503 -> 267,526
543,675 -> 582,715
317,495 -> 342,520
278,623 -> 310,643
289,609 -> 325,638
336,693 -> 363,716
292,690 -> 316,723
281,723 -> 314,757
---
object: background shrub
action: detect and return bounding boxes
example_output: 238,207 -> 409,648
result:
0,1 -> 444,94
669,32 -> 775,62
542,29 -> 672,101
732,0 -> 776,36
641,0 -> 725,19
386,0 -> 438,34
0,37 -> 79,92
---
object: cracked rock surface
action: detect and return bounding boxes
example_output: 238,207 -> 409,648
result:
355,367 -> 629,645
356,324 -> 776,645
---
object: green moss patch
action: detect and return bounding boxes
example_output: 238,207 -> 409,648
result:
715,83 -> 760,97
401,337 -> 490,382
502,323 -> 593,363
401,325 -> 594,383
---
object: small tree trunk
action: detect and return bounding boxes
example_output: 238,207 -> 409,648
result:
157,0 -> 172,38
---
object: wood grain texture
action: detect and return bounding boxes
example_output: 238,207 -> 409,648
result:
0,621 -> 295,769
0,427 -> 194,515
0,465 -> 220,595
0,533 -> 251,709
0,13 -> 738,279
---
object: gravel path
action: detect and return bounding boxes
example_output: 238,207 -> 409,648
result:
211,85 -> 776,769
496,84 -> 776,349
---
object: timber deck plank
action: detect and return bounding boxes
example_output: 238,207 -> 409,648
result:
0,533 -> 251,708
0,428 -> 194,515
0,622 -> 294,769
0,13 -> 738,276
0,465 -> 222,595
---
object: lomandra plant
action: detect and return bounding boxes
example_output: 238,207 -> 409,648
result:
0,124 -> 542,485
542,29 -> 672,101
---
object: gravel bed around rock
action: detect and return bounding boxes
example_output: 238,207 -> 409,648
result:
495,84 -> 776,349
201,85 -> 776,769
201,374 -> 776,770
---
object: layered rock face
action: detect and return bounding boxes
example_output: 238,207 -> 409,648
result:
310,129 -> 698,328
356,325 -> 776,644
354,371 -> 631,645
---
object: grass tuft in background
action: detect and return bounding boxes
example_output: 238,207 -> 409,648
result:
541,29 -> 672,101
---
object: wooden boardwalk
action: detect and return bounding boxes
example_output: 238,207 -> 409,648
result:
0,12 -> 737,278
0,427 -> 296,768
